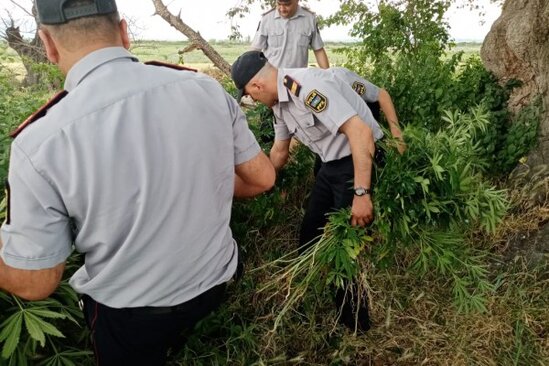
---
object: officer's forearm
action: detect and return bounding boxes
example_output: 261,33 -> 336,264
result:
270,151 -> 288,171
234,151 -> 276,198
379,89 -> 402,137
338,116 -> 373,189
269,139 -> 291,171
314,48 -> 330,69
0,241 -> 65,301
339,116 -> 375,226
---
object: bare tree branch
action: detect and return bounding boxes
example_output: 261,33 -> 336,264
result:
151,0 -> 231,76
9,0 -> 33,17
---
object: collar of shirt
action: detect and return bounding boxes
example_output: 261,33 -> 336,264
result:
274,5 -> 306,20
64,47 -> 138,92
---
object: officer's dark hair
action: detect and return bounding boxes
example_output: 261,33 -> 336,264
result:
42,0 -> 121,50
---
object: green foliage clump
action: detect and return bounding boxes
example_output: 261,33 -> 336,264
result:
0,75 -> 47,186
258,107 -> 508,324
452,57 -> 541,175
328,0 -> 540,177
373,108 -> 508,311
481,97 -> 542,175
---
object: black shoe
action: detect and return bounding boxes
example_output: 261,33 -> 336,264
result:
335,287 -> 371,332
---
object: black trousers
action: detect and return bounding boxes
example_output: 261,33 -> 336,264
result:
82,283 -> 226,366
300,150 -> 384,331
300,155 -> 356,248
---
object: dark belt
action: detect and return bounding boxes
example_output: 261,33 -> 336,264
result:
322,138 -> 386,168
82,282 -> 226,316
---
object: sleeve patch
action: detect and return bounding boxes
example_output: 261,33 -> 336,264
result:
352,81 -> 366,96
305,90 -> 328,113
283,75 -> 302,97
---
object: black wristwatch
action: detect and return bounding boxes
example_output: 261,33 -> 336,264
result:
354,186 -> 371,196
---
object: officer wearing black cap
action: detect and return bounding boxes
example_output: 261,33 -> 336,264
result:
0,1 -> 275,365
232,50 -> 382,331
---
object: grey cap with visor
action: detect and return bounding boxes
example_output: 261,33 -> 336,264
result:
36,0 -> 117,25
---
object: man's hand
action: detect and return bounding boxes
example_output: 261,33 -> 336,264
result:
270,138 -> 291,171
396,138 -> 407,154
351,195 -> 374,227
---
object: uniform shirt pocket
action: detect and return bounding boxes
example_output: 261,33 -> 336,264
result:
297,32 -> 311,47
268,30 -> 285,48
300,114 -> 330,141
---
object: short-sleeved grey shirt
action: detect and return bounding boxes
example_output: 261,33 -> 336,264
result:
272,68 -> 384,162
329,67 -> 381,103
0,47 -> 261,308
251,6 -> 324,68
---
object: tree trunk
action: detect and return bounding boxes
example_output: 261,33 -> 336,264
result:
480,0 -> 549,168
151,0 -> 232,76
5,25 -> 47,85
3,3 -> 48,85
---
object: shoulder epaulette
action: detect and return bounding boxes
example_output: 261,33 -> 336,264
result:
144,60 -> 197,72
262,8 -> 275,16
283,75 -> 301,97
10,90 -> 68,139
301,6 -> 316,15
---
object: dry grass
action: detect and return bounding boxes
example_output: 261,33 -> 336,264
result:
214,166 -> 549,365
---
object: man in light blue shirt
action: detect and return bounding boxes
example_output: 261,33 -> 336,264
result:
0,0 -> 275,364
251,0 -> 329,69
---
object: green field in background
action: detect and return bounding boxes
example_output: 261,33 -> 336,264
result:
129,40 -> 481,68
0,40 -> 481,76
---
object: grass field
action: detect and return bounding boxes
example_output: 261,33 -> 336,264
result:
131,40 -> 352,68
130,40 -> 482,70
0,40 -> 482,78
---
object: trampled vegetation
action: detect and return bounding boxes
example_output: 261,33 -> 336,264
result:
0,1 -> 547,363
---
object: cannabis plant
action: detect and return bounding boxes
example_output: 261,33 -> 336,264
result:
258,105 -> 508,332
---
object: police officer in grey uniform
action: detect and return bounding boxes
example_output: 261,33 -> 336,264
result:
308,67 -> 407,175
0,1 -> 275,365
251,0 -> 329,69
231,51 -> 381,331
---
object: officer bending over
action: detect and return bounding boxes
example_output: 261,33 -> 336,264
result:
231,51 -> 385,331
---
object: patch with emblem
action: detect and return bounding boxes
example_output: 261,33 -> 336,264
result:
4,179 -> 10,225
352,81 -> 366,96
283,75 -> 301,97
305,90 -> 328,113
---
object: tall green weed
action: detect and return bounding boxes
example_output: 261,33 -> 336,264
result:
329,1 -> 540,177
